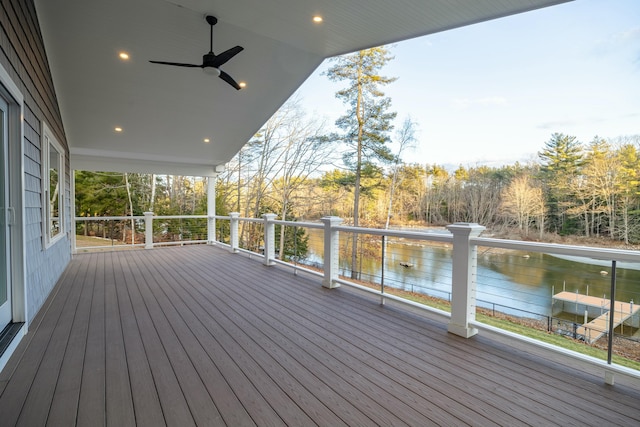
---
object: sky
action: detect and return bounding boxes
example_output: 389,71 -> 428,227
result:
293,0 -> 640,169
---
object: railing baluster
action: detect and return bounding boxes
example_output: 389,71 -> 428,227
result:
605,260 -> 617,385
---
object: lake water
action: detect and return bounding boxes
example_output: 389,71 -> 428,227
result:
302,228 -> 640,318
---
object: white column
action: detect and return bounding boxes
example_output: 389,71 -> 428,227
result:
70,169 -> 77,254
144,211 -> 154,249
446,222 -> 485,338
229,212 -> 239,253
262,213 -> 277,266
321,216 -> 343,289
207,175 -> 216,244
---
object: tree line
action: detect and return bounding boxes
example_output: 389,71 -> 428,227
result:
218,129 -> 640,244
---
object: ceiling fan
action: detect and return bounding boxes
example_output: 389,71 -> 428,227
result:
150,15 -> 244,90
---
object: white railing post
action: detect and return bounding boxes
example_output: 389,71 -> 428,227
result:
229,212 -> 240,253
262,213 -> 277,266
144,211 -> 154,249
71,169 -> 77,254
446,222 -> 485,338
321,216 -> 343,289
207,175 -> 216,244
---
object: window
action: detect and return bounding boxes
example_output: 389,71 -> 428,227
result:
42,123 -> 65,247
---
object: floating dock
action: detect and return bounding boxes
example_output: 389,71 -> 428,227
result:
553,291 -> 640,344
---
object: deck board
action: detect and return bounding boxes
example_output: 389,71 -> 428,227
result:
0,251 -> 85,427
122,253 -> 197,426
77,252 -> 107,426
104,251 -> 136,427
113,250 -> 166,427
47,252 -> 94,426
0,245 -> 639,426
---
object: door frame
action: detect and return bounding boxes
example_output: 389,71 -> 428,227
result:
0,60 -> 27,369
0,95 -> 11,328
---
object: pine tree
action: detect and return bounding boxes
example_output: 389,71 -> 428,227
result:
325,47 -> 397,278
538,133 -> 583,234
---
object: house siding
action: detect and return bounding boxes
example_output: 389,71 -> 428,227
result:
0,0 -> 71,323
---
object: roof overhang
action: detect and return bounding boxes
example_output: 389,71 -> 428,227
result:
35,0 -> 571,176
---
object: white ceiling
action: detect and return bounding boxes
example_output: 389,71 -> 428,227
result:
35,0 -> 569,176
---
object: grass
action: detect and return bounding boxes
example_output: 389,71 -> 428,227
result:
475,312 -> 640,370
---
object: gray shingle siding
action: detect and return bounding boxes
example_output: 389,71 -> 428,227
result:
1,0 -> 71,323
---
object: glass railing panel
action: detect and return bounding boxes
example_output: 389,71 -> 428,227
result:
381,236 -> 453,309
474,246 -> 640,370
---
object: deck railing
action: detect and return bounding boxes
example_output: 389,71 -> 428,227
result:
73,212 -> 640,384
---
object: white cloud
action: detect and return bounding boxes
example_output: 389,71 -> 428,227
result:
612,26 -> 640,44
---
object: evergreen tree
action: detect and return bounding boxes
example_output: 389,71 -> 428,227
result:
538,133 -> 583,234
325,47 -> 397,277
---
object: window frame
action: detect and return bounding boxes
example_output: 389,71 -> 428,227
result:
41,122 -> 65,248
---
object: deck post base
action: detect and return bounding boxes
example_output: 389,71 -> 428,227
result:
448,323 -> 478,338
321,216 -> 343,289
604,370 -> 615,385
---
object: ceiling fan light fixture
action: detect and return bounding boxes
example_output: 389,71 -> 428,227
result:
149,15 -> 244,90
203,67 -> 221,77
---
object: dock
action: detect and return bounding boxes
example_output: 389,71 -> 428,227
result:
553,291 -> 639,344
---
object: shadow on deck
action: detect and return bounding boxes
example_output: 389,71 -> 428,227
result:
0,245 -> 638,426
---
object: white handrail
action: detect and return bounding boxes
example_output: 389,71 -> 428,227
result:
473,236 -> 640,263
75,215 -> 144,221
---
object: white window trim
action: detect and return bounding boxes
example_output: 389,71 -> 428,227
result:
41,122 -> 65,248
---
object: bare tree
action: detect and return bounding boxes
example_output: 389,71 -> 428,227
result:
385,117 -> 417,229
500,175 -> 545,237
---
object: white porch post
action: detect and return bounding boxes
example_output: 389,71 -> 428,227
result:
321,216 -> 343,289
262,213 -> 277,266
229,212 -> 240,253
71,169 -> 77,254
207,175 -> 216,244
446,222 -> 485,338
144,211 -> 154,249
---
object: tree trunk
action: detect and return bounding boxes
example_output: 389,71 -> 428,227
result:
150,174 -> 156,212
125,173 -> 134,244
279,198 -> 288,259
351,56 -> 364,279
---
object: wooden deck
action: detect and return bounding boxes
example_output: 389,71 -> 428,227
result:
0,245 -> 639,426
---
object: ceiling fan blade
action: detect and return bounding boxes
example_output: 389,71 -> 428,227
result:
219,70 -> 242,90
149,60 -> 201,68
211,46 -> 244,68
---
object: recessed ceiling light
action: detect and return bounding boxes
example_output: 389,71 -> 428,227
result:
118,52 -> 130,60
203,138 -> 210,143
239,82 -> 247,88
312,16 -> 323,23
114,127 -> 123,132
